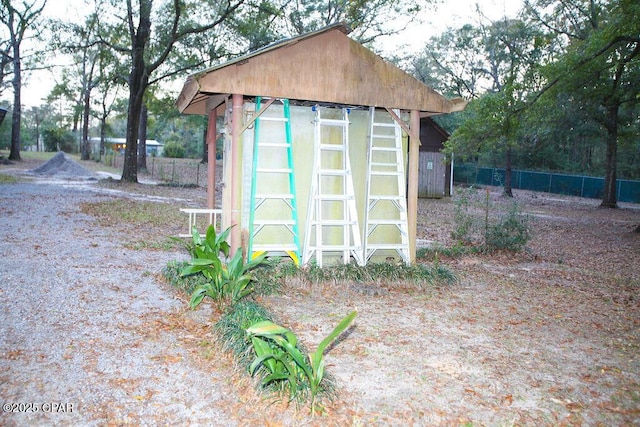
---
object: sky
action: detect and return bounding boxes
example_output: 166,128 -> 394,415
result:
13,0 -> 523,109
379,0 -> 523,56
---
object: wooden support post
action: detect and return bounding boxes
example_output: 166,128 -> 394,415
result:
230,94 -> 243,253
408,110 -> 421,264
206,107 -> 217,210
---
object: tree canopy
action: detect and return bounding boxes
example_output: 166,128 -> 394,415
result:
413,0 -> 639,207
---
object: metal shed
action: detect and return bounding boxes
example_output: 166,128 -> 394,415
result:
176,23 -> 465,266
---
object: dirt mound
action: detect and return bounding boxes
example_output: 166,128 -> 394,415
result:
30,151 -> 96,178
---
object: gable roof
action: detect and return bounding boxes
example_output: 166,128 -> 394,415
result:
176,23 -> 465,115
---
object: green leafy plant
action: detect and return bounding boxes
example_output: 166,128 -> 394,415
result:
484,201 -> 532,252
173,224 -> 231,260
450,187 -> 532,253
246,310 -> 357,414
180,225 -> 267,310
452,186 -> 478,244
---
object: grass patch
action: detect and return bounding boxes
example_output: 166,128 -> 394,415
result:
80,199 -> 183,228
80,199 -> 185,250
417,244 -> 483,260
124,239 -> 181,251
0,173 -> 17,184
251,259 -> 458,293
12,151 -> 56,161
158,182 -> 200,189
301,261 -> 457,287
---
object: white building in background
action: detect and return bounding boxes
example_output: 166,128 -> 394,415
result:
89,137 -> 164,157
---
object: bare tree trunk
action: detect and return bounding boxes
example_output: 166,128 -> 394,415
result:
137,103 -> 148,170
503,144 -> 513,197
600,103 -> 618,208
8,40 -> 21,161
99,117 -> 106,158
201,127 -> 208,163
121,0 -> 151,183
81,86 -> 91,160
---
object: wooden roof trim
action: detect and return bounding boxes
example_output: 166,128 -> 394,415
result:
176,23 -> 466,114
189,22 -> 351,81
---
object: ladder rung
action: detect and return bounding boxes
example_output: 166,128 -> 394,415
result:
372,122 -> 398,128
371,161 -> 398,167
258,142 -> 290,148
256,168 -> 293,173
371,146 -> 400,152
253,220 -> 296,226
369,195 -> 405,200
255,193 -> 294,199
315,194 -> 353,201
318,169 -> 349,176
259,116 -> 289,122
307,245 -> 361,251
311,220 -> 359,226
252,244 -> 298,251
371,171 -> 402,176
319,144 -> 346,151
366,244 -> 409,250
367,219 -> 406,225
318,119 -> 349,127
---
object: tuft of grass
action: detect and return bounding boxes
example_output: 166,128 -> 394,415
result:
251,258 -> 300,296
162,260 -> 209,295
214,300 -> 274,364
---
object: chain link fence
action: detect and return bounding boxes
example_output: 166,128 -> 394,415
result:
148,157 -> 209,187
454,164 -> 640,203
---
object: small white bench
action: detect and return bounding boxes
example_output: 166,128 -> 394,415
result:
179,208 -> 223,238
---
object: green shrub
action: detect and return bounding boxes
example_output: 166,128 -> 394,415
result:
484,201 -> 532,252
452,186 -> 478,244
450,187 -> 532,253
162,141 -> 185,158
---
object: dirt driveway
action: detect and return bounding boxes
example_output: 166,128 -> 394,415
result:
1,157 -> 639,426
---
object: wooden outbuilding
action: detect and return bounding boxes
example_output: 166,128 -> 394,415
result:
419,117 -> 452,198
176,23 -> 465,266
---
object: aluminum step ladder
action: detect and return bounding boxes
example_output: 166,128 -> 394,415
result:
302,106 -> 364,267
363,107 -> 410,264
248,97 -> 301,264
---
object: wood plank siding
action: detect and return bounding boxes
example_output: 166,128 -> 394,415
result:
177,24 -> 465,115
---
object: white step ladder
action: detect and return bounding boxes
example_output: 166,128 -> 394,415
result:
248,97 -> 301,264
302,106 -> 364,267
363,107 -> 410,264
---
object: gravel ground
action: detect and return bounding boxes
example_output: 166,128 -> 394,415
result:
0,178 -> 235,426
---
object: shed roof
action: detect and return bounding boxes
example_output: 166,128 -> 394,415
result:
176,23 -> 465,115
